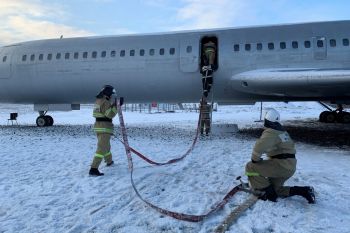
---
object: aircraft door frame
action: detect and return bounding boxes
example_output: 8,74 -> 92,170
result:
313,37 -> 327,60
179,37 -> 200,72
0,53 -> 12,79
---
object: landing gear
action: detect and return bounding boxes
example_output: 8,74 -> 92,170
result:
319,103 -> 350,123
336,111 -> 350,123
36,111 -> 54,127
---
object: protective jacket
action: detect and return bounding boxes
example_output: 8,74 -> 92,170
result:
251,127 -> 296,162
93,96 -> 117,134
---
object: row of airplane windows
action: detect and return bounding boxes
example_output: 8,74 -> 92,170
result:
234,38 -> 350,52
1,47 -> 179,63
1,38 -> 350,63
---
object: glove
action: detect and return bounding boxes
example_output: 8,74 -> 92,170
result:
119,97 -> 124,106
252,158 -> 263,163
112,99 -> 117,107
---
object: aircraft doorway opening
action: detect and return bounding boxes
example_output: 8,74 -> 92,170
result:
313,37 -> 327,60
200,36 -> 218,71
200,36 -> 218,98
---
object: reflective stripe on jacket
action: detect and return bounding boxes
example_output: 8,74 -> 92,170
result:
203,41 -> 216,51
93,97 -> 117,134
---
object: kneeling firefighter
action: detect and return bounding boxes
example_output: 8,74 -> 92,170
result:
245,108 -> 315,203
89,85 -> 123,176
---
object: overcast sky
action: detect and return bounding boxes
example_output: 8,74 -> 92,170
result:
0,0 -> 349,45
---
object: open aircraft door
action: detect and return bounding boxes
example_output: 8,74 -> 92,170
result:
0,53 -> 12,79
179,37 -> 200,72
313,37 -> 327,60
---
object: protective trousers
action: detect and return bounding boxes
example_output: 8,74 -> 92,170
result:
200,119 -> 211,135
245,159 -> 296,197
91,133 -> 113,168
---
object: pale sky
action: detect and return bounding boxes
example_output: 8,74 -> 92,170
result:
0,0 -> 349,45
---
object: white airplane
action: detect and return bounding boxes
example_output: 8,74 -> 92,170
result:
0,20 -> 350,126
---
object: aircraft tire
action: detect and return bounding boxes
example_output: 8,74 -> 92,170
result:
319,111 -> 328,122
36,116 -> 47,127
336,112 -> 350,124
323,111 -> 337,123
45,115 -> 54,126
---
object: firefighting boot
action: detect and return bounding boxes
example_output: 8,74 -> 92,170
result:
90,157 -> 103,176
289,186 -> 315,204
104,154 -> 114,166
259,185 -> 278,202
203,90 -> 209,98
106,161 -> 114,166
89,168 -> 104,176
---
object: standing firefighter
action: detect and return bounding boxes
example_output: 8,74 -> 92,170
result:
201,40 -> 217,97
245,108 -> 315,203
199,98 -> 211,135
89,85 -> 123,176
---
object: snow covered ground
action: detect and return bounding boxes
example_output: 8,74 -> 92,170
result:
0,102 -> 349,233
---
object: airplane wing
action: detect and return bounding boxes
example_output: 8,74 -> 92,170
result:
231,68 -> 350,98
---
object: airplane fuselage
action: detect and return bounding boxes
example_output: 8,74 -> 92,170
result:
1,20 -> 350,106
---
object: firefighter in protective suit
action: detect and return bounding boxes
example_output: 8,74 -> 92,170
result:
245,108 -> 315,203
201,41 -> 216,98
89,85 -> 123,176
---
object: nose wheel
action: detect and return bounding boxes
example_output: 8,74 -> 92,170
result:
36,115 -> 54,127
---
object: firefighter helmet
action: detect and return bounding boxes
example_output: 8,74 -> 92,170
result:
98,85 -> 116,97
264,108 -> 280,122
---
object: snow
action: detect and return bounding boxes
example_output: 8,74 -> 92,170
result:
0,102 -> 349,233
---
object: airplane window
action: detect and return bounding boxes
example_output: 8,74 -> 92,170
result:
169,48 -> 175,55
317,40 -> 324,48
304,41 -> 311,48
343,38 -> 349,46
292,41 -> 298,49
65,53 -> 70,59
74,52 -> 79,59
330,39 -> 336,47
186,46 -> 192,53
39,54 -> 43,61
92,51 -> 97,58
47,54 -> 52,60
140,49 -> 145,56
101,51 -> 107,58
149,49 -> 155,56
120,50 -> 125,57
56,53 -> 61,60
3,56 -> 7,62
83,52 -> 88,59
245,44 -> 251,51
256,43 -> 262,51
111,50 -> 116,57
130,50 -> 135,56
234,44 -> 239,52
268,42 -> 274,50
22,55 -> 27,62
280,42 -> 286,49
30,54 -> 35,61
160,48 -> 165,55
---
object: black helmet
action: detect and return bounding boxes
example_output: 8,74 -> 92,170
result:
96,85 -> 116,98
